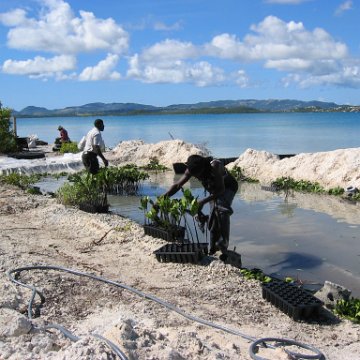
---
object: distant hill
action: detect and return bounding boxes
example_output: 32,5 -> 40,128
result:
12,99 -> 359,117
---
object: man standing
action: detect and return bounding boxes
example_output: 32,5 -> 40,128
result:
81,119 -> 109,174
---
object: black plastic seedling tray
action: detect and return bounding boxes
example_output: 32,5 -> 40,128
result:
261,185 -> 280,192
262,281 -> 323,321
144,225 -> 186,242
154,243 -> 207,264
221,249 -> 242,268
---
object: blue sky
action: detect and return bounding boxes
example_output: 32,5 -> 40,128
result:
0,0 -> 359,111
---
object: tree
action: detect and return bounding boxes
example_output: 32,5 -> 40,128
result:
0,104 -> 17,153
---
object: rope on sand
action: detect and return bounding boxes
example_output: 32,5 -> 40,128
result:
8,265 -> 325,360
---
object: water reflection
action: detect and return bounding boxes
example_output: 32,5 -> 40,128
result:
108,172 -> 360,296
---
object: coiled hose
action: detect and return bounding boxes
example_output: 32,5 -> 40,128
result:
8,265 -> 325,360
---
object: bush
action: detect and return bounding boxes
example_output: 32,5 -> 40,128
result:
57,172 -> 107,208
59,141 -> 80,154
272,177 -> 325,194
0,173 -> 41,189
57,166 -> 150,209
334,297 -> 360,323
141,157 -> 168,171
0,106 -> 17,154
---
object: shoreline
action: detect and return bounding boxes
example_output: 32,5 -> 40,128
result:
1,141 -> 360,191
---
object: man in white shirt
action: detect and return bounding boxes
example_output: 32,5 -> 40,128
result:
81,119 -> 109,174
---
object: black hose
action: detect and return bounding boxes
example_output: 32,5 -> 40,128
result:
8,265 -> 326,360
44,324 -> 128,360
249,337 -> 325,360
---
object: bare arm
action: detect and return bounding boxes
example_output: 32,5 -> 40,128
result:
163,169 -> 192,197
93,145 -> 109,167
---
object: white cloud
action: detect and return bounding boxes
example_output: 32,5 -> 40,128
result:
206,16 -> 348,63
126,15 -> 357,88
234,70 -> 249,88
2,55 -> 76,77
1,0 -> 129,55
0,9 -> 28,26
153,21 -> 183,31
335,1 -> 353,16
285,59 -> 360,88
140,39 -> 199,62
79,54 -> 121,81
126,38 -> 225,86
1,2 -> 359,90
127,55 -> 225,86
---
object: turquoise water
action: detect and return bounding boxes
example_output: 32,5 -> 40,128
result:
16,112 -> 360,157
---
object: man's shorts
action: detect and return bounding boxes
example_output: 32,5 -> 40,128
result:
82,151 -> 99,174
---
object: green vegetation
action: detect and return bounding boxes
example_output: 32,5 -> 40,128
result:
59,141 -> 80,154
0,104 -> 17,153
58,165 -> 149,210
328,186 -> 345,196
0,173 -> 41,189
149,106 -> 261,115
334,297 -> 360,323
139,188 -> 199,231
272,177 -> 325,194
141,157 -> 168,171
240,268 -> 272,283
57,172 -> 107,208
271,176 -> 358,201
229,165 -> 258,182
229,166 -> 243,181
103,164 -> 149,195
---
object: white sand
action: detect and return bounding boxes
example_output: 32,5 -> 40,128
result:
228,147 -> 360,190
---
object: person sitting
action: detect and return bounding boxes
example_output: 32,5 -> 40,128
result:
54,126 -> 70,149
58,126 -> 70,143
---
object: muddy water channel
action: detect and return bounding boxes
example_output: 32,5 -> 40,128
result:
36,171 -> 360,297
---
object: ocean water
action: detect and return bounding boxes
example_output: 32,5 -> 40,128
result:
15,112 -> 360,157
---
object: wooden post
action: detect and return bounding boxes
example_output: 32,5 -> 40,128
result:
12,116 -> 17,137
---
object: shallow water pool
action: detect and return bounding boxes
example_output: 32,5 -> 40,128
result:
35,171 -> 360,297
108,172 -> 360,297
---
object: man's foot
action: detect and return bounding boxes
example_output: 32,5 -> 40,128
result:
216,239 -> 229,252
219,253 -> 228,262
209,247 -> 219,255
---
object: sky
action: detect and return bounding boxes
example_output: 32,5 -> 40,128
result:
0,0 -> 359,111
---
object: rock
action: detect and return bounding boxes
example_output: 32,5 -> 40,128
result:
0,308 -> 32,338
314,281 -> 352,308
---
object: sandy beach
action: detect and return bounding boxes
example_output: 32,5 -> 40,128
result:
0,140 -> 359,359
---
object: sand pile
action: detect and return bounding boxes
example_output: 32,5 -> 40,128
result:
229,147 -> 360,190
1,140 -> 359,193
107,139 -> 209,167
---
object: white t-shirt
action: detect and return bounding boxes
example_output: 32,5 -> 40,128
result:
83,127 -> 105,152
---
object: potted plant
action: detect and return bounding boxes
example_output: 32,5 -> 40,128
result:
140,189 -> 200,242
